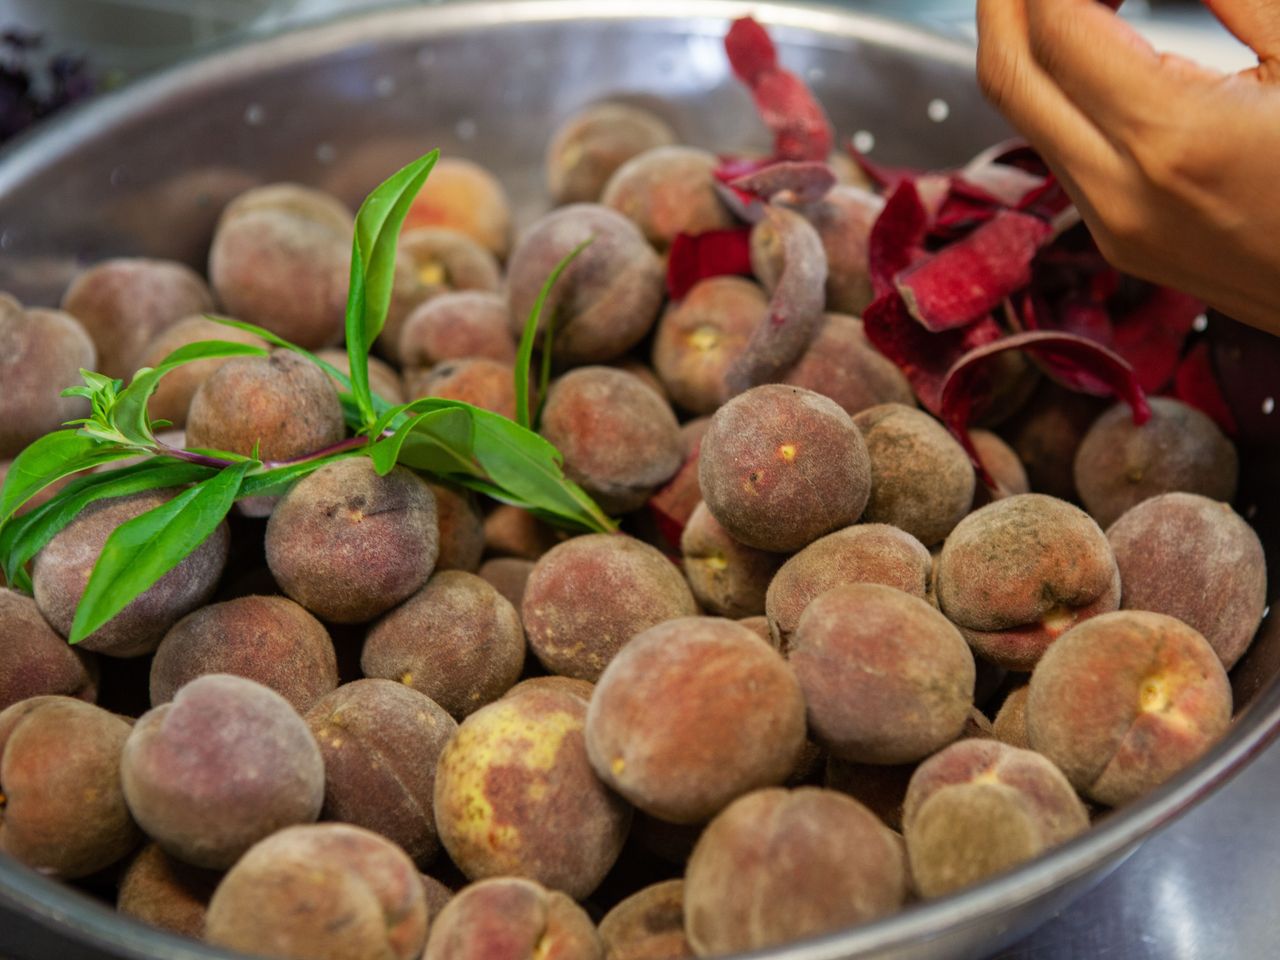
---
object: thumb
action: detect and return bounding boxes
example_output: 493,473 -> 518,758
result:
1204,0 -> 1280,63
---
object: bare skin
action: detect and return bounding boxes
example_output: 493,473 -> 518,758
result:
976,0 -> 1280,337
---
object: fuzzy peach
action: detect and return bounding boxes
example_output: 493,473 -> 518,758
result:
0,294 -> 97,457
601,146 -> 734,251
1026,610 -> 1233,807
403,157 -> 513,259
120,674 -> 324,869
522,533 -> 697,681
765,523 -> 932,651
585,617 -> 806,824
1107,493 -> 1266,670
935,494 -> 1120,671
134,316 -> 269,428
902,739 -> 1089,897
0,696 -> 141,878
423,877 -> 602,960
679,501 -> 782,619
598,879 -> 692,960
362,571 -> 524,719
0,587 -> 98,710
506,204 -> 664,366
477,557 -> 536,613
546,102 -> 679,205
434,684 -> 632,899
684,787 -> 907,954
265,458 -> 439,624
650,277 -> 765,415
32,489 -> 229,657
207,184 -> 353,349
853,403 -> 975,547
61,258 -> 214,379
305,679 -> 457,866
185,348 -> 346,462
790,583 -> 975,764
404,357 -> 519,420
399,291 -> 515,368
698,384 -> 871,553
539,366 -> 683,515
781,313 -> 915,417
1074,397 -> 1238,529
149,595 -> 338,713
117,843 -> 220,938
204,822 -> 428,960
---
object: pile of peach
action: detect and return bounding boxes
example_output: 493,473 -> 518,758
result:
0,98 -> 1270,960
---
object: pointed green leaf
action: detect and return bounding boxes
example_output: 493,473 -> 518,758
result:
468,409 -> 615,533
112,340 -> 269,446
343,245 -> 374,426
0,431 -> 135,525
353,150 -> 439,349
369,407 -> 476,476
68,460 -> 252,644
204,314 -> 351,384
513,237 -> 592,428
344,150 -> 440,429
237,449 -> 366,500
0,459 -> 218,591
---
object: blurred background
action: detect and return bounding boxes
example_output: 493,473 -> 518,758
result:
0,0 -> 1256,146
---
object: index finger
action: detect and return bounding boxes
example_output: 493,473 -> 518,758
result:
976,0 -> 1118,177
1026,0 -> 1218,143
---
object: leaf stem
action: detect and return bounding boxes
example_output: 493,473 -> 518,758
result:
155,434 -> 385,472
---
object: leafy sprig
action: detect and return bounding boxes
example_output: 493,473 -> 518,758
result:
0,150 -> 614,643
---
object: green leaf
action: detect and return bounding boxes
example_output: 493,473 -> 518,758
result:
60,369 -> 122,430
0,459 -> 217,591
343,247 -> 373,426
67,460 -> 252,644
537,323 -> 555,429
237,449 -> 366,500
343,151 -> 440,429
0,432 -> 136,525
353,150 -> 440,349
204,314 -> 351,384
513,237 -> 592,428
370,407 -> 476,476
468,408 -> 615,533
112,341 -> 268,446
368,395 -> 465,440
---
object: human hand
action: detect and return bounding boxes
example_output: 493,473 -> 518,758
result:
976,0 -> 1280,337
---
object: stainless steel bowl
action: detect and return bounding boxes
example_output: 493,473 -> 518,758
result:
0,3 -> 1277,959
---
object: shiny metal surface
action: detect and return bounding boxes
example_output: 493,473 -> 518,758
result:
0,4 -> 1277,959
995,735 -> 1280,959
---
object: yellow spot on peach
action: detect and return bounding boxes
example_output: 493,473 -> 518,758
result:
559,142 -> 583,172
330,738 -> 344,749
416,260 -> 448,287
688,326 -> 720,352
400,672 -> 414,686
1140,676 -> 1171,714
778,443 -> 797,462
532,933 -> 555,960
703,553 -> 728,572
441,701 -> 583,853
1041,605 -> 1076,637
611,757 -> 626,776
